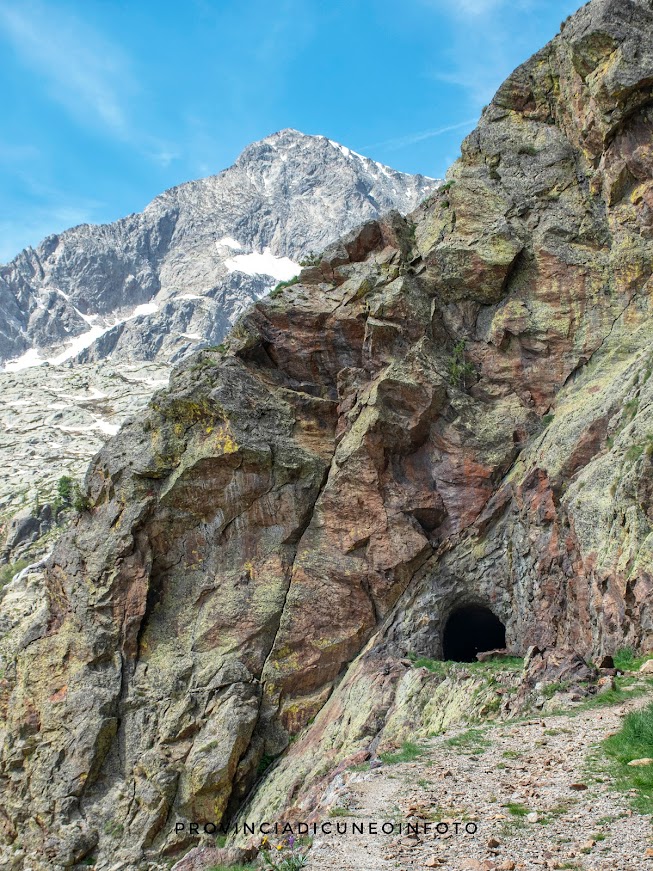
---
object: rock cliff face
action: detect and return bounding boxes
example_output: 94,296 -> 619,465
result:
0,131 -> 437,554
2,0 -> 653,868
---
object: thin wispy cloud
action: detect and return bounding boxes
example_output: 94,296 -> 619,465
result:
0,2 -> 182,170
148,148 -> 182,168
0,1 -> 133,137
421,0 -> 535,18
364,119 -> 478,152
419,0 -> 550,106
445,0 -> 503,14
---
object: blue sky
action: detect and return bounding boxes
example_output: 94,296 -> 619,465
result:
0,0 -> 580,263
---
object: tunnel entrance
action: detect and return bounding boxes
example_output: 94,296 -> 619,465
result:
442,605 -> 506,662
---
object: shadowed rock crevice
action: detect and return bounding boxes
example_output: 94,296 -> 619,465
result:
442,604 -> 507,662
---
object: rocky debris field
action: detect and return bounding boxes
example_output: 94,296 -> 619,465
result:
0,360 -> 169,532
308,684 -> 653,871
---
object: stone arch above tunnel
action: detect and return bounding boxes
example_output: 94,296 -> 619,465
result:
442,604 -> 506,662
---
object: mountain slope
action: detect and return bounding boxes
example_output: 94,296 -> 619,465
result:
3,0 -> 653,869
0,130 -> 437,367
0,131 -> 437,546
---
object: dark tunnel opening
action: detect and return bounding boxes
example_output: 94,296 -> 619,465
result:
442,604 -> 506,662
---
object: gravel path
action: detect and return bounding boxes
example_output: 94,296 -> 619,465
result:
307,688 -> 653,871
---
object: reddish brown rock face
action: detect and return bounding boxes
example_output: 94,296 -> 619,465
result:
4,1 -> 653,868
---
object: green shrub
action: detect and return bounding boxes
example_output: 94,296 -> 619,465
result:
72,482 -> 91,512
257,753 -> 277,777
542,680 -> 570,699
447,340 -> 476,389
207,865 -> 254,871
542,413 -> 554,426
57,475 -> 74,504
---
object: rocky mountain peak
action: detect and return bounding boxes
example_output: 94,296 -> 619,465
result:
0,130 -> 437,369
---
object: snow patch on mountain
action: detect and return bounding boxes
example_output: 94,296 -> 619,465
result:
2,301 -> 162,372
224,248 -> 301,282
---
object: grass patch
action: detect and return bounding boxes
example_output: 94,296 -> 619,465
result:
407,653 -> 447,673
407,653 -> 523,674
603,701 -> 653,814
207,866 -> 254,871
624,398 -> 639,420
550,676 -> 651,718
502,749 -> 522,759
380,741 -> 424,764
542,680 -> 570,699
625,444 -> 644,463
614,647 -> 652,672
579,680 -> 647,711
103,820 -> 124,837
445,728 -> 490,755
269,276 -> 299,298
465,656 -> 523,672
0,557 -> 31,589
536,798 -> 576,825
504,801 -> 529,817
499,818 -> 525,837
328,807 -> 351,818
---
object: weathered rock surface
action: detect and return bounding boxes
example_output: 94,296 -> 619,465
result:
0,131 -> 437,561
3,0 -> 653,868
